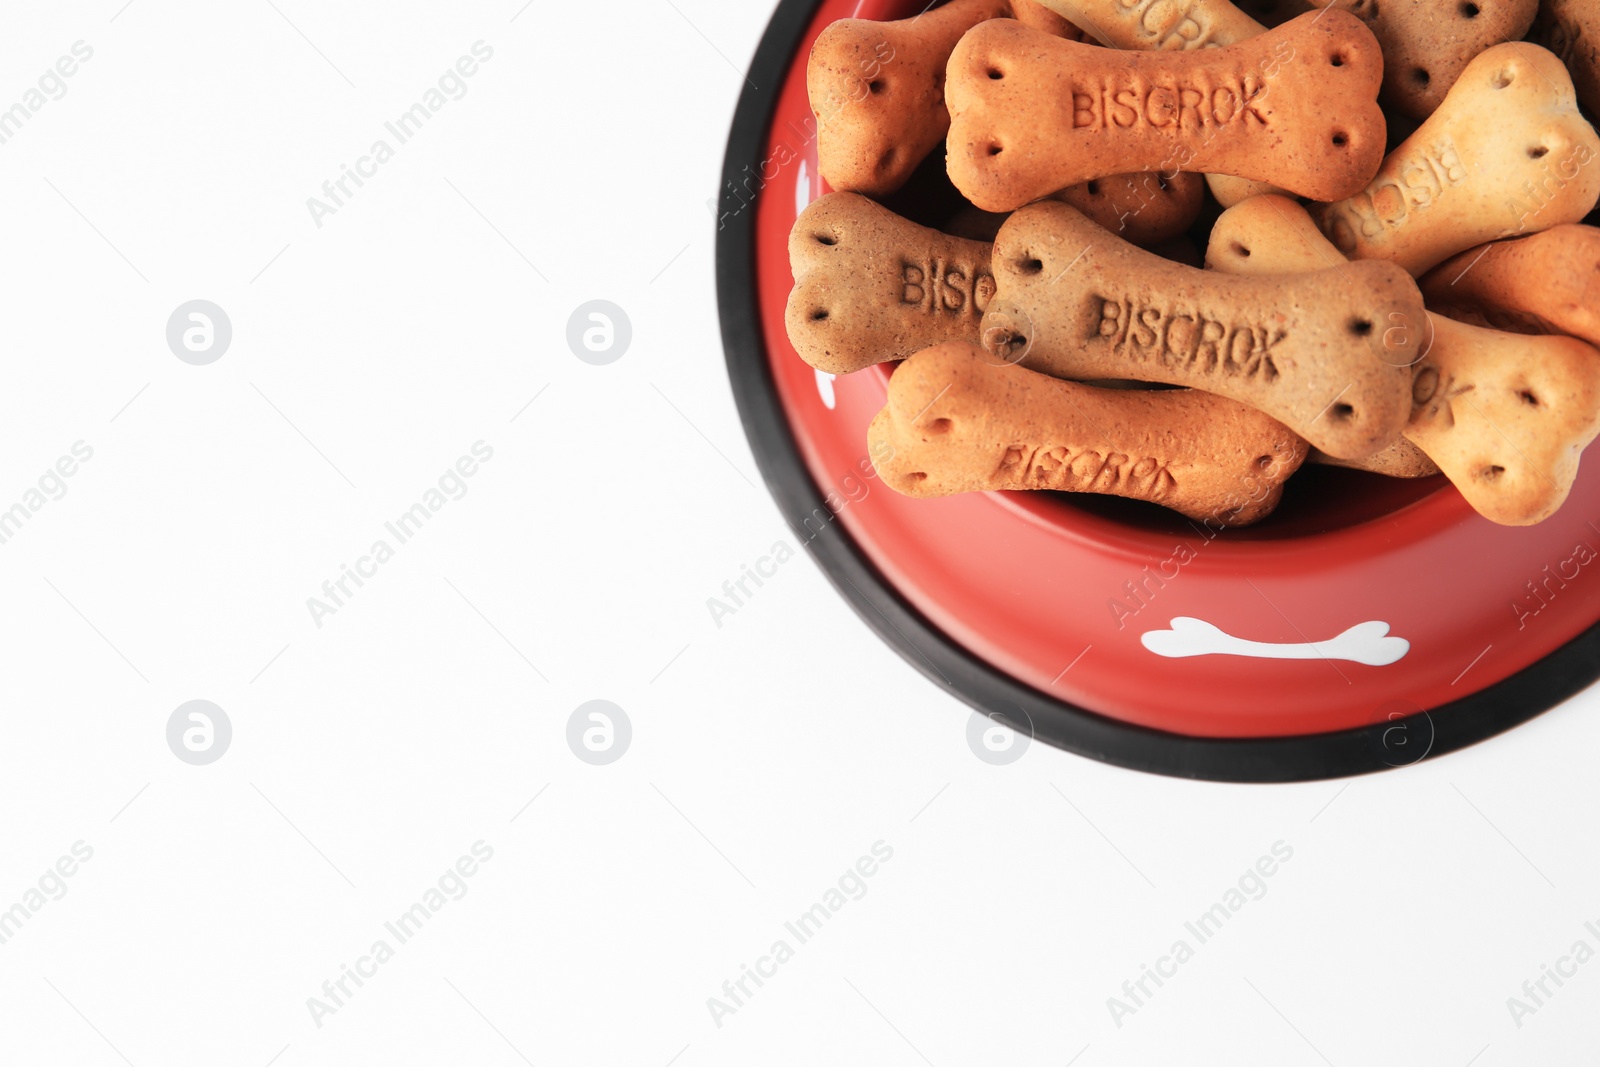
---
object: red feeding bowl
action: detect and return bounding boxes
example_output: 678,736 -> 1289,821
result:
716,0 -> 1600,781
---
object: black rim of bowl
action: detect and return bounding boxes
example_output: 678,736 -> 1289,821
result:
714,0 -> 1600,783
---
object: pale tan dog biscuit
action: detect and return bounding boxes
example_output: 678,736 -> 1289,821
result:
1407,320 -> 1600,525
1206,193 -> 1439,476
1210,194 -> 1600,522
1530,0 -> 1600,119
1419,224 -> 1600,349
980,201 -> 1419,459
787,193 -> 995,376
809,0 -> 1009,198
869,341 -> 1308,524
1204,192 -> 1346,272
1314,42 -> 1600,275
945,12 -> 1388,211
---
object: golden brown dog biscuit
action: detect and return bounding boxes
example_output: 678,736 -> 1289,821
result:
1313,42 -> 1600,275
1035,0 -> 1263,49
1209,194 -> 1600,520
1407,317 -> 1600,525
1206,194 -> 1441,477
787,193 -> 995,375
869,341 -> 1308,524
1027,3 -> 1286,219
809,1 -> 1085,198
945,12 -> 1387,211
1419,224 -> 1600,349
1530,0 -> 1600,119
980,200 -> 1419,459
809,0 -> 1009,198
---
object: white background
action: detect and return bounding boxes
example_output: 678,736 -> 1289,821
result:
0,1 -> 1597,1064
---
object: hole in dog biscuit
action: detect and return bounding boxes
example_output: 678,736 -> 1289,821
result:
1018,256 -> 1044,274
1232,241 -> 1251,259
987,67 -> 1004,80
1413,366 -> 1440,403
1332,131 -> 1349,147
906,471 -> 928,483
1256,455 -> 1273,470
1410,67 -> 1430,87
1332,403 -> 1356,421
928,417 -> 953,434
1349,317 -> 1373,336
1086,180 -> 1101,195
1492,69 -> 1514,89
813,233 -> 837,246
987,144 -> 1003,156
810,308 -> 830,321
1528,145 -> 1549,159
985,327 -> 1029,357
1479,464 -> 1506,482
1520,389 -> 1540,406
1330,52 -> 1345,67
877,147 -> 898,172
868,79 -> 885,94
1459,1 -> 1479,16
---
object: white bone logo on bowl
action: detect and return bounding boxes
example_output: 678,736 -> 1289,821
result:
1141,618 -> 1410,666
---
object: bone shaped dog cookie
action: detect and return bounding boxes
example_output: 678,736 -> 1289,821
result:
869,341 -> 1308,524
809,0 -> 1010,198
1297,0 -> 1541,119
787,193 -> 995,376
1313,42 -> 1600,275
1419,224 -> 1600,350
945,12 -> 1387,211
1205,193 -> 1439,477
1406,325 -> 1600,525
979,200 -> 1418,459
809,0 -> 1085,197
1210,194 -> 1600,523
1027,1 -> 1290,209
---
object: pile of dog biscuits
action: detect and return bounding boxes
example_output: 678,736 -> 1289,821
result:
787,0 -> 1600,527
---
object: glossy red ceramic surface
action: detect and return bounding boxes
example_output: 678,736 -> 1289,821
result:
752,0 -> 1600,737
